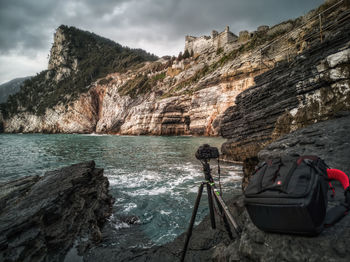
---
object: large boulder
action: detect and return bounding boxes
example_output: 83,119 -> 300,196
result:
0,161 -> 114,262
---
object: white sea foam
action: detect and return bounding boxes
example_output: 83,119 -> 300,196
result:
107,169 -> 161,188
155,233 -> 178,243
124,186 -> 168,196
81,133 -> 111,136
220,173 -> 242,184
108,214 -> 134,230
114,197 -> 125,203
160,210 -> 172,215
189,186 -> 200,193
106,162 -> 241,198
114,221 -> 130,230
124,202 -> 137,212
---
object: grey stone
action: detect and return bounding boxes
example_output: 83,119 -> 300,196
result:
259,114 -> 350,172
220,19 -> 350,162
0,161 -> 114,262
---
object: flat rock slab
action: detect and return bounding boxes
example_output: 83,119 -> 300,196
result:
0,161 -> 114,262
259,112 -> 350,173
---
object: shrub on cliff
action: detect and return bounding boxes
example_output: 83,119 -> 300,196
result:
118,72 -> 166,98
183,49 -> 191,59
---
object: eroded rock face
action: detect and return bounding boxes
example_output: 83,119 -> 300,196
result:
4,88 -> 99,133
0,161 -> 114,262
94,77 -> 247,136
48,26 -> 78,82
3,53 -> 256,135
220,22 -> 350,161
259,113 -> 350,169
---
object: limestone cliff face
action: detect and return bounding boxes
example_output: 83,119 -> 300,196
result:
4,89 -> 99,133
2,28 -> 261,135
48,27 -> 78,82
220,19 -> 350,161
92,57 -> 258,136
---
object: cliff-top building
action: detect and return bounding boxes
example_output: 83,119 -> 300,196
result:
185,26 -> 238,55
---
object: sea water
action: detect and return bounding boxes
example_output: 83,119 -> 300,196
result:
0,134 -> 242,249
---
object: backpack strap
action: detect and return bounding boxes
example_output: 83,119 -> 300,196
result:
327,169 -> 350,190
324,169 -> 350,227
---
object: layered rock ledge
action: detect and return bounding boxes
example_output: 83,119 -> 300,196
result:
220,16 -> 350,162
0,161 -> 114,262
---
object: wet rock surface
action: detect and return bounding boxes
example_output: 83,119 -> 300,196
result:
258,112 -> 350,172
0,161 -> 114,262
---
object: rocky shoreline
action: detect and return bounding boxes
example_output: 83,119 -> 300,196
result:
0,161 -> 114,262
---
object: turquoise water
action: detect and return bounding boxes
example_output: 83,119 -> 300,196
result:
0,134 -> 242,249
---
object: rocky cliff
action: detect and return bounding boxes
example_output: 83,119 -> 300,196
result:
0,25 -> 157,132
220,3 -> 350,162
2,1 -> 348,135
0,161 -> 114,262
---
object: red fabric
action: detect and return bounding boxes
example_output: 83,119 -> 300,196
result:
328,182 -> 335,197
327,169 -> 350,190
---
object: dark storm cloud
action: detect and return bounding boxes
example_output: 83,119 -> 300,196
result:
0,0 -> 57,54
0,0 -> 324,53
0,0 -> 325,83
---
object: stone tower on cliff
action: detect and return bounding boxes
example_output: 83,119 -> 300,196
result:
185,26 -> 238,55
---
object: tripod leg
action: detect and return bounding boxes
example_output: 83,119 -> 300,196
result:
181,183 -> 204,262
212,190 -> 233,240
207,183 -> 216,229
213,191 -> 242,235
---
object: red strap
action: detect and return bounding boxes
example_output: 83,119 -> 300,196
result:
327,169 -> 350,190
328,182 -> 335,197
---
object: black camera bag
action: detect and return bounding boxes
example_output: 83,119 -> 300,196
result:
244,155 -> 330,236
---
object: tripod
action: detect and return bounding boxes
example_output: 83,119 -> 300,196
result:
181,158 -> 241,262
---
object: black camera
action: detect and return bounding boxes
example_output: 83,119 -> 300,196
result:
195,144 -> 219,160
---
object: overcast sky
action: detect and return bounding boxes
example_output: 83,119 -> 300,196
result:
0,0 -> 325,84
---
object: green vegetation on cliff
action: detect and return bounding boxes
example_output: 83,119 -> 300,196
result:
118,72 -> 166,98
0,25 -> 157,118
